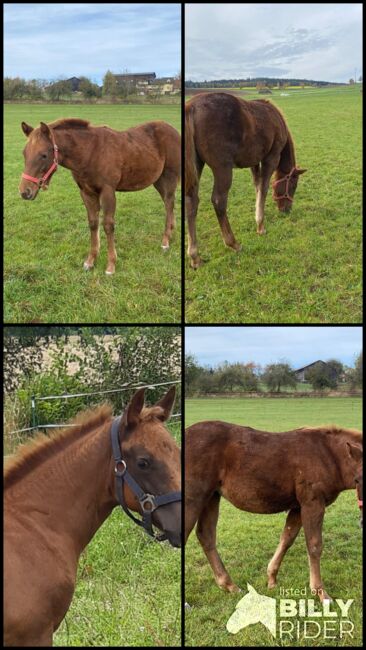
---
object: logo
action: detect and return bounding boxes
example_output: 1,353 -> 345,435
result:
226,584 -> 355,640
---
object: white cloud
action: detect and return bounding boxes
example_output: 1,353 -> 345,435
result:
185,3 -> 362,82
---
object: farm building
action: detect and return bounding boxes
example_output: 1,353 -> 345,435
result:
65,77 -> 82,91
294,360 -> 337,382
113,72 -> 156,88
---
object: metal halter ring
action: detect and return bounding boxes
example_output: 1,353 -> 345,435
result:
140,494 -> 157,512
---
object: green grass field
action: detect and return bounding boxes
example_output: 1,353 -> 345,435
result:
185,398 -> 362,647
185,86 -> 362,323
4,104 -> 181,323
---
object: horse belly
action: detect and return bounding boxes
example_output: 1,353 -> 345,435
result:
221,481 -> 298,514
116,154 -> 164,191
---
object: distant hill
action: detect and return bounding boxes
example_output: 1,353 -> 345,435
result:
185,77 -> 346,88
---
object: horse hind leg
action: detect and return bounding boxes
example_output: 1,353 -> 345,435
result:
267,508 -> 302,588
153,170 -> 178,251
196,492 -> 240,593
211,167 -> 241,253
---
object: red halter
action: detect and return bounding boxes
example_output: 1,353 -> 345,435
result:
272,167 -> 298,203
22,139 -> 59,188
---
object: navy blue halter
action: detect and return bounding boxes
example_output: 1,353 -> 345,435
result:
110,416 -> 181,540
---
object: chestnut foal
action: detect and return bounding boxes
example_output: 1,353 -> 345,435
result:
20,118 -> 180,274
185,421 -> 362,602
185,92 -> 306,268
5,387 -> 181,646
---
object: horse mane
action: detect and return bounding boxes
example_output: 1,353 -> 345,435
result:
4,404 -> 112,490
140,405 -> 165,422
299,424 -> 362,441
50,118 -> 91,130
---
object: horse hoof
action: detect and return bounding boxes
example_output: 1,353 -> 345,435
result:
105,270 -> 115,276
83,262 -> 93,271
257,228 -> 266,235
190,257 -> 204,270
161,244 -> 170,252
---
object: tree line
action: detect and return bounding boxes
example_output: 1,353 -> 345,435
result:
4,71 -> 180,101
185,354 -> 362,396
185,77 -> 344,89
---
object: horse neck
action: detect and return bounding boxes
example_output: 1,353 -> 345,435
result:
331,435 -> 361,490
6,425 -> 115,555
52,128 -> 92,171
277,130 -> 296,177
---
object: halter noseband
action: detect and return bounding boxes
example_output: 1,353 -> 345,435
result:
272,167 -> 299,203
22,134 -> 59,188
110,416 -> 181,541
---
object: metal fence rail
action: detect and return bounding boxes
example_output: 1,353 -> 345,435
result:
8,379 -> 181,437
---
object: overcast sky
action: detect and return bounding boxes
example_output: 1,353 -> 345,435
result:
185,3 -> 362,82
185,327 -> 362,369
4,3 -> 181,83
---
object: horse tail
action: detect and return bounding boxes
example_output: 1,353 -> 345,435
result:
185,105 -> 199,194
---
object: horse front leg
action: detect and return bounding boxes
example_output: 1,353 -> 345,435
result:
100,186 -> 117,275
254,159 -> 279,235
80,189 -> 100,270
301,501 -> 331,602
196,493 -> 240,593
267,508 -> 302,588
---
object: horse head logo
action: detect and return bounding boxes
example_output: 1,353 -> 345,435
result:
226,583 -> 276,637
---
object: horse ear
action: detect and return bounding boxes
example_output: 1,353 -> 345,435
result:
21,122 -> 33,137
154,386 -> 176,421
40,122 -> 52,140
346,442 -> 362,463
296,168 -> 307,175
121,388 -> 145,430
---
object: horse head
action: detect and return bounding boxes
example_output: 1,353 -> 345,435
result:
115,386 -> 181,547
19,121 -> 59,200
272,167 -> 307,213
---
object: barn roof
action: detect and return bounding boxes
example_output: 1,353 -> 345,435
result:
294,360 -> 327,373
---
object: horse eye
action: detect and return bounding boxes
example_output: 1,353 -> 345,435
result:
40,153 -> 47,159
137,458 -> 149,469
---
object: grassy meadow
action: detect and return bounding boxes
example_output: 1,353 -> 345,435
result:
185,397 -> 362,647
185,86 -> 362,323
4,104 -> 181,323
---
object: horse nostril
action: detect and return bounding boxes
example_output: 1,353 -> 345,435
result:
21,189 -> 32,200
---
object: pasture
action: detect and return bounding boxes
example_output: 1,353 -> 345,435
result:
184,397 -> 362,647
185,86 -> 362,323
4,104 -> 181,323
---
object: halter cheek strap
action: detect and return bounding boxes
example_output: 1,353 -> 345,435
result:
22,137 -> 59,188
110,416 -> 181,540
272,166 -> 299,202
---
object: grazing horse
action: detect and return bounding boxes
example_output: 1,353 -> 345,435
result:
4,387 -> 181,647
19,118 -> 181,274
185,92 -> 306,268
185,421 -> 362,602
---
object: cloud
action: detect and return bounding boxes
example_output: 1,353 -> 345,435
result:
4,3 -> 181,82
185,3 -> 362,82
